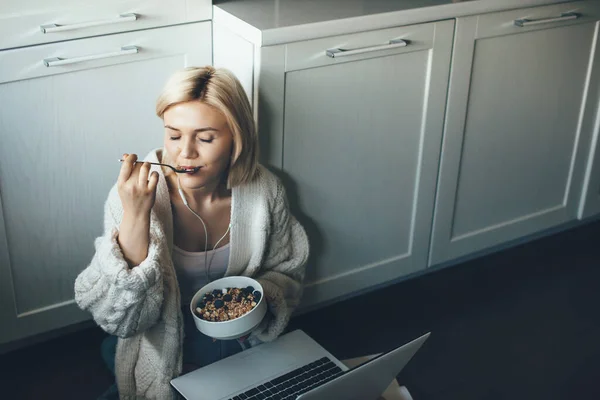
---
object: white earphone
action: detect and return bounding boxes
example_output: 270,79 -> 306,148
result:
178,187 -> 189,206
177,175 -> 230,282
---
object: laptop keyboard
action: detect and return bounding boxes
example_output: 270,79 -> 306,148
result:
229,356 -> 344,400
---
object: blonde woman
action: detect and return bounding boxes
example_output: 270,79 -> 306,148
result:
74,66 -> 309,400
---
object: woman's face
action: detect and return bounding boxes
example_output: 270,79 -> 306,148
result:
163,101 -> 233,190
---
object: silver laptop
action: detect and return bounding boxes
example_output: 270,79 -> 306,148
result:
171,329 -> 430,400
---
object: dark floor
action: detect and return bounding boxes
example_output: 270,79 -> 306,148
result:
2,221 -> 600,400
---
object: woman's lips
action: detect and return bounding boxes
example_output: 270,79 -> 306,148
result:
178,166 -> 202,174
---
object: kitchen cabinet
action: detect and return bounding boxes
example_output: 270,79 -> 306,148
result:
4,0 -> 600,346
216,19 -> 455,308
0,22 -> 211,345
429,1 -> 600,265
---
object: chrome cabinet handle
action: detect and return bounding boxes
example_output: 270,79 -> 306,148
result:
40,13 -> 138,34
326,39 -> 408,58
43,45 -> 139,67
514,12 -> 579,27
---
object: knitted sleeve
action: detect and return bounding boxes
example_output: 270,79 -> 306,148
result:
74,186 -> 165,338
252,181 -> 309,343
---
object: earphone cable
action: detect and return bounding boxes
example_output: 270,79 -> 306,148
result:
177,175 -> 230,283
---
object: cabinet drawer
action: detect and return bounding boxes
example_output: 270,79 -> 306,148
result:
285,22 -> 437,72
0,0 -> 211,51
0,22 -> 211,84
476,1 -> 600,39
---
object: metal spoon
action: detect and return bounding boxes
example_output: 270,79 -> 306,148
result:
118,159 -> 201,174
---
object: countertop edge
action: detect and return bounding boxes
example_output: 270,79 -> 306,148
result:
214,0 -> 578,47
213,6 -> 263,46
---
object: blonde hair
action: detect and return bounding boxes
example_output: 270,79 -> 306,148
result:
156,66 -> 258,187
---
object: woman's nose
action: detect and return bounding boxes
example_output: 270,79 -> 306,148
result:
179,137 -> 198,159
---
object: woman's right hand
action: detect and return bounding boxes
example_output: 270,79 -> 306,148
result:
118,153 -> 159,217
117,153 -> 159,267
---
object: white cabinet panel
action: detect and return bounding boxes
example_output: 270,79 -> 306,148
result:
475,1 -> 600,39
430,3 -> 600,265
0,21 -> 211,83
0,22 -> 211,344
0,0 -> 212,50
279,20 -> 454,307
284,22 -> 435,71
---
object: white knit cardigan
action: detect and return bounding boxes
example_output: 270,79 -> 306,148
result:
74,149 -> 309,399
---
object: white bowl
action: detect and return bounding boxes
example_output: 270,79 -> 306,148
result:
190,276 -> 267,340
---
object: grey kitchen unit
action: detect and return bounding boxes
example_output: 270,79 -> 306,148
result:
215,0 -> 600,309
429,1 -> 600,264
0,20 -> 211,345
3,0 -> 600,347
254,20 -> 455,308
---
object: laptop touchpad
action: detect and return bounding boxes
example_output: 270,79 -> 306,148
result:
176,346 -> 298,398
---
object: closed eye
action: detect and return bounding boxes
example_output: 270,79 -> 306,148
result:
199,138 -> 213,143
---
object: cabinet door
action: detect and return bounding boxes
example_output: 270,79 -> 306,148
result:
266,20 -> 454,308
579,30 -> 600,219
0,22 -> 211,345
430,2 -> 600,265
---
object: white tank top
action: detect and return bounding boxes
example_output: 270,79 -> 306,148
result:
172,243 -> 230,305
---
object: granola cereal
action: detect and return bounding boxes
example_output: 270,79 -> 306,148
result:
195,286 -> 262,322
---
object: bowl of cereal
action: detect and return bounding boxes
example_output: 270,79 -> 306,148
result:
190,276 -> 267,340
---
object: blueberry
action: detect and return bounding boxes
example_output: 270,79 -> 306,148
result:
244,286 -> 255,294
198,302 -> 206,309
253,291 -> 262,301
223,294 -> 232,302
204,294 -> 214,302
212,289 -> 222,296
214,299 -> 224,309
236,295 -> 243,302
